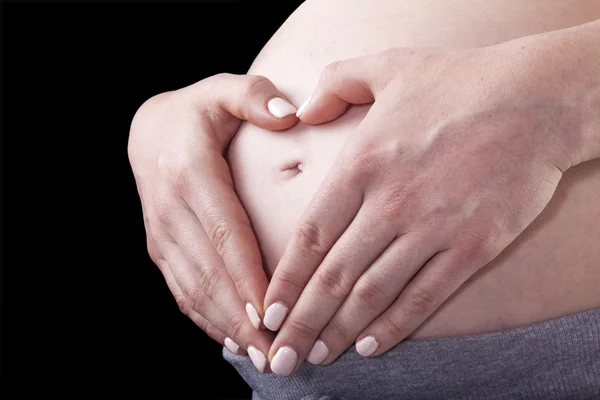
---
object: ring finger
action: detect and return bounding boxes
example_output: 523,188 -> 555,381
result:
150,204 -> 273,369
311,233 -> 439,364
155,249 -> 245,354
267,207 -> 396,374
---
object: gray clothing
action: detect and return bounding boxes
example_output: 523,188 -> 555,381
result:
224,308 -> 600,399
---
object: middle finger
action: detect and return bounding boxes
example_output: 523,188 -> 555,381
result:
157,204 -> 275,369
312,233 -> 438,364
267,205 -> 396,375
156,250 -> 244,353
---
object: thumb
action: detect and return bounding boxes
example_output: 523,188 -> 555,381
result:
296,54 -> 394,125
187,73 -> 299,145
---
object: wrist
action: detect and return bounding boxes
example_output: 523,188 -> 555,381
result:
492,19 -> 600,169
578,83 -> 600,164
536,20 -> 600,166
547,20 -> 600,166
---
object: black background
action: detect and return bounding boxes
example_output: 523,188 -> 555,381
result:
2,0 -> 304,398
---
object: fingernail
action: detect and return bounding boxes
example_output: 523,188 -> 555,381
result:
270,346 -> 298,376
295,96 -> 311,118
247,346 -> 267,373
307,340 -> 329,364
263,303 -> 288,331
224,337 -> 241,354
245,303 -> 261,330
267,97 -> 297,118
356,336 -> 379,357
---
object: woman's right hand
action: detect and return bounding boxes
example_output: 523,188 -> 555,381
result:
128,74 -> 298,371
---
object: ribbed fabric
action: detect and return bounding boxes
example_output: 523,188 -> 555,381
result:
223,308 -> 600,400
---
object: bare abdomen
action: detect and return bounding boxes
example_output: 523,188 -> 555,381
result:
227,0 -> 600,338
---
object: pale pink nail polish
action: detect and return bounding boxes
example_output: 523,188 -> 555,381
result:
247,346 -> 267,373
356,336 -> 378,356
295,96 -> 312,118
307,340 -> 329,364
245,303 -> 261,330
270,346 -> 298,376
224,337 -> 240,354
263,303 -> 288,331
267,97 -> 297,118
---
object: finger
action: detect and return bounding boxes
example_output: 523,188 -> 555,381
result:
156,255 -> 228,343
155,209 -> 274,372
356,249 -> 475,357
262,160 -> 365,333
265,209 -> 396,375
296,54 -> 395,124
312,234 -> 439,364
161,257 -> 248,355
161,238 -> 274,370
163,153 -> 270,331
147,232 -> 240,351
191,73 -> 299,147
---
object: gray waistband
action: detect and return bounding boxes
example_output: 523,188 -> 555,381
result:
223,308 -> 600,400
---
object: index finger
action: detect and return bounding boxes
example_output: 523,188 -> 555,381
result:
261,164 -> 364,332
179,152 -> 269,330
188,73 -> 300,150
180,74 -> 299,328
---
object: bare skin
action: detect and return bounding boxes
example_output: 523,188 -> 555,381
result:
227,0 -> 600,371
129,0 -> 599,376
128,74 -> 299,364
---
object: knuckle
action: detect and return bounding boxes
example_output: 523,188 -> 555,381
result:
158,154 -> 192,195
201,318 -> 212,334
380,313 -> 406,339
199,73 -> 231,97
340,147 -> 378,187
227,312 -> 246,340
146,239 -> 163,265
147,218 -> 168,243
379,203 -> 402,223
201,319 -> 225,344
175,294 -> 189,315
208,220 -> 235,256
129,92 -> 170,137
459,230 -> 498,265
273,268 -> 305,294
199,99 -> 225,131
378,190 -> 410,222
152,196 -> 170,220
406,283 -> 439,315
175,286 -> 203,316
326,319 -> 353,344
151,195 -> 177,230
212,72 -> 233,82
294,221 -> 330,258
241,75 -> 269,99
321,61 -> 342,83
354,278 -> 388,312
315,268 -> 350,299
229,268 -> 247,292
197,267 -> 222,302
287,317 -> 319,340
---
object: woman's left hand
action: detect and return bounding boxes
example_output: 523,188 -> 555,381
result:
261,38 -> 585,374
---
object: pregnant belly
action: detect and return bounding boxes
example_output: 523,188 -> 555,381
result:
227,0 -> 600,339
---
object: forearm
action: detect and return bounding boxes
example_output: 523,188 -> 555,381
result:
565,19 -> 600,164
509,19 -> 600,165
